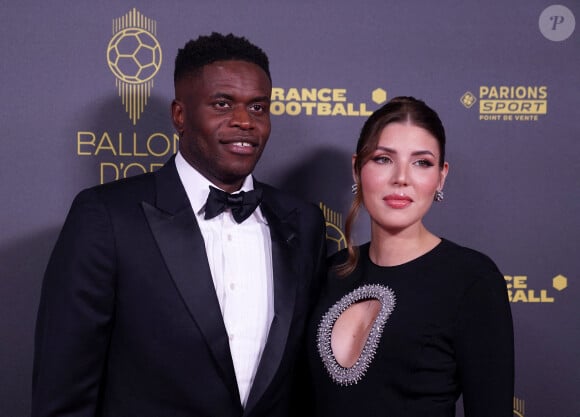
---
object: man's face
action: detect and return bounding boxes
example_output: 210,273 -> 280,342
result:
172,60 -> 272,192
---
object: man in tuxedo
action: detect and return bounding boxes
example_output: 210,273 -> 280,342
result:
32,32 -> 326,417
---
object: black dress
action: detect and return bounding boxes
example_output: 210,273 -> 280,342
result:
307,239 -> 514,417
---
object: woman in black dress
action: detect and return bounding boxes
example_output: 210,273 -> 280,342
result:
307,97 -> 514,417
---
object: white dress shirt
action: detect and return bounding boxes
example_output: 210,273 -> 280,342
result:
175,152 -> 274,407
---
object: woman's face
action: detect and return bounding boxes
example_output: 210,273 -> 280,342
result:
358,122 -> 448,234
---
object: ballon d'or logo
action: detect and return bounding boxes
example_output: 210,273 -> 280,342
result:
320,203 -> 347,252
106,8 -> 162,125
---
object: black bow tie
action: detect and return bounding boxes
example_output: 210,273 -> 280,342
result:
204,186 -> 263,223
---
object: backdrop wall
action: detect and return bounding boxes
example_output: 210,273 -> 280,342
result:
1,1 -> 578,416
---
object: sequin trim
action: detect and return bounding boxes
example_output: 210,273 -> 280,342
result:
317,284 -> 396,386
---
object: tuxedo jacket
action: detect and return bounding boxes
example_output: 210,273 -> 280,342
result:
32,156 -> 327,417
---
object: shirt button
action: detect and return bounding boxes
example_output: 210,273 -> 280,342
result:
229,333 -> 234,341
227,234 -> 232,241
229,282 -> 235,291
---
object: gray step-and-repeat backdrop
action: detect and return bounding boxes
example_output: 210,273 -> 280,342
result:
1,2 -> 578,416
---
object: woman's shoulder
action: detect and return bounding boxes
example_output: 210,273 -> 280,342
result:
436,238 -> 504,287
327,247 -> 348,266
327,242 -> 371,267
439,238 -> 498,268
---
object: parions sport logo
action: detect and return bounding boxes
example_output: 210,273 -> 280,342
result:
460,85 -> 548,122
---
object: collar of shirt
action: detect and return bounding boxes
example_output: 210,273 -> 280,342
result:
174,151 -> 267,224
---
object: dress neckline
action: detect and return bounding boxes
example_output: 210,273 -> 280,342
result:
361,238 -> 447,270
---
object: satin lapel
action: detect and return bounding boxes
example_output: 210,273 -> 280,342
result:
142,158 -> 239,400
245,185 -> 300,414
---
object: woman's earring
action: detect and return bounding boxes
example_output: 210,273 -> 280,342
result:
434,190 -> 444,202
351,183 -> 358,194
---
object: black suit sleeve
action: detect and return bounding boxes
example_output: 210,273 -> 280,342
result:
290,207 -> 327,417
32,189 -> 116,417
310,208 -> 328,312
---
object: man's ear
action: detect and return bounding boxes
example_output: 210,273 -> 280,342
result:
171,99 -> 185,135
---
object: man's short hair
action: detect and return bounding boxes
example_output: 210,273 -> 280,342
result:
174,32 -> 271,83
